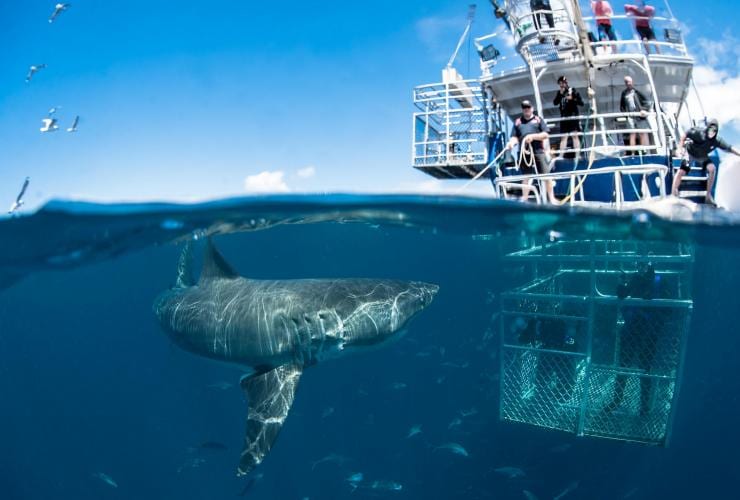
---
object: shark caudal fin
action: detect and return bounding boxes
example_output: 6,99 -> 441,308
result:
174,240 -> 195,289
200,238 -> 239,284
237,364 -> 303,476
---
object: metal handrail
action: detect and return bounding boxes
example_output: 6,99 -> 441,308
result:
495,164 -> 669,206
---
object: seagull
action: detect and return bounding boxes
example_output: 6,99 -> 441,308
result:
49,3 -> 71,23
48,106 -> 61,116
8,177 -> 30,215
25,64 -> 47,83
67,115 -> 79,132
40,117 -> 59,133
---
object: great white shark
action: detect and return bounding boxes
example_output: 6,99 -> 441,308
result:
153,239 -> 439,476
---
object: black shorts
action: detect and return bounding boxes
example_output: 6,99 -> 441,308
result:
636,26 -> 656,40
520,152 -> 553,175
560,118 -> 582,134
679,157 -> 713,173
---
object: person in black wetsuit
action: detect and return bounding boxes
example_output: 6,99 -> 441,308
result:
605,261 -> 663,416
671,118 -> 740,205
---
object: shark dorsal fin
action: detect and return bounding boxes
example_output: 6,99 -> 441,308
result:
175,240 -> 195,289
199,238 -> 239,284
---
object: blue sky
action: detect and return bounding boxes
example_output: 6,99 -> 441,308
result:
2,0 -> 739,211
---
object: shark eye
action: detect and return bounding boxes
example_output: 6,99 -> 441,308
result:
318,313 -> 328,320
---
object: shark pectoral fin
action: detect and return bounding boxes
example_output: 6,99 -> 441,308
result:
237,363 -> 302,476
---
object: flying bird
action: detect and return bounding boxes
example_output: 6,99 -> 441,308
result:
48,106 -> 61,116
49,3 -> 71,23
40,117 -> 59,133
25,64 -> 47,83
8,177 -> 30,215
67,115 -> 79,132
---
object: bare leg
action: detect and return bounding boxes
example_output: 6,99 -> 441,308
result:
629,132 -> 636,155
572,134 -> 581,158
559,135 -> 568,159
706,163 -> 717,204
521,180 -> 532,201
639,132 -> 649,153
671,169 -> 686,196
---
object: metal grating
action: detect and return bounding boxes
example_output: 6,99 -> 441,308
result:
499,239 -> 693,446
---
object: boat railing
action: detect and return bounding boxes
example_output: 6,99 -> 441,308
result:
494,164 -> 669,207
581,13 -> 688,58
476,8 -> 689,77
545,110 -> 664,156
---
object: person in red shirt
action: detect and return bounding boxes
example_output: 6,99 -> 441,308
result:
625,1 -> 660,54
591,1 -> 618,53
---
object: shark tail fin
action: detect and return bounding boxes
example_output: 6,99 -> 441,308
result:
175,240 -> 195,289
237,363 -> 303,477
200,238 -> 239,284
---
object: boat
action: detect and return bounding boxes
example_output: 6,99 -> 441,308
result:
411,0 -> 702,445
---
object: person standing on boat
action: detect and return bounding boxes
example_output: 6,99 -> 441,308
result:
591,0 -> 618,52
619,76 -> 651,154
624,1 -> 660,54
672,118 -> 740,205
553,76 -> 584,159
530,0 -> 556,43
504,100 -> 555,203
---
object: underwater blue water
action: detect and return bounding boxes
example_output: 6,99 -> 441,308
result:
1,195 -> 739,499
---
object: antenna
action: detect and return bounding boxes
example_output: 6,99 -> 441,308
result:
447,4 -> 477,69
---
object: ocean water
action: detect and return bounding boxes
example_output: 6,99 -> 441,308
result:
1,195 -> 738,500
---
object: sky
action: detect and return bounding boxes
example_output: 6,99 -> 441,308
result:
2,0 -> 740,211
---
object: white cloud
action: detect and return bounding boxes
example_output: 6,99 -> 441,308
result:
296,166 -> 316,179
244,170 -> 290,194
688,65 -> 740,135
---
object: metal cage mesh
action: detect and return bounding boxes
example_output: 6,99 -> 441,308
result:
499,239 -> 692,445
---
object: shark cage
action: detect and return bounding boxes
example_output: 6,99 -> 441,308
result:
498,238 -> 693,445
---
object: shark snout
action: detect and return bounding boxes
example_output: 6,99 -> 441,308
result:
397,281 -> 439,322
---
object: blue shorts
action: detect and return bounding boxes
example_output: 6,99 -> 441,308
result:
598,23 -> 617,41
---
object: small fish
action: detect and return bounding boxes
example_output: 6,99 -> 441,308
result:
346,472 -> 364,492
459,407 -> 478,418
197,441 -> 228,451
523,490 -> 539,500
177,457 -> 206,473
311,453 -> 349,470
434,443 -> 469,457
448,417 -> 463,430
92,472 -> 118,488
390,382 -> 407,390
49,3 -> 71,23
370,480 -> 403,491
406,424 -> 422,438
553,480 -> 579,500
321,407 -> 335,419
207,381 -> 233,390
549,443 -> 572,454
494,466 -> 526,479
436,376 -> 446,385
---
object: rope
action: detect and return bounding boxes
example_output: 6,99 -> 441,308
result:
456,149 -> 507,194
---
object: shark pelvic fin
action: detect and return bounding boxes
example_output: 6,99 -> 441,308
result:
237,363 -> 303,476
175,240 -> 195,289
200,238 -> 239,284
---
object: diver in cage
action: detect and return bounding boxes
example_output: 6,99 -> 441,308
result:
605,261 -> 663,416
